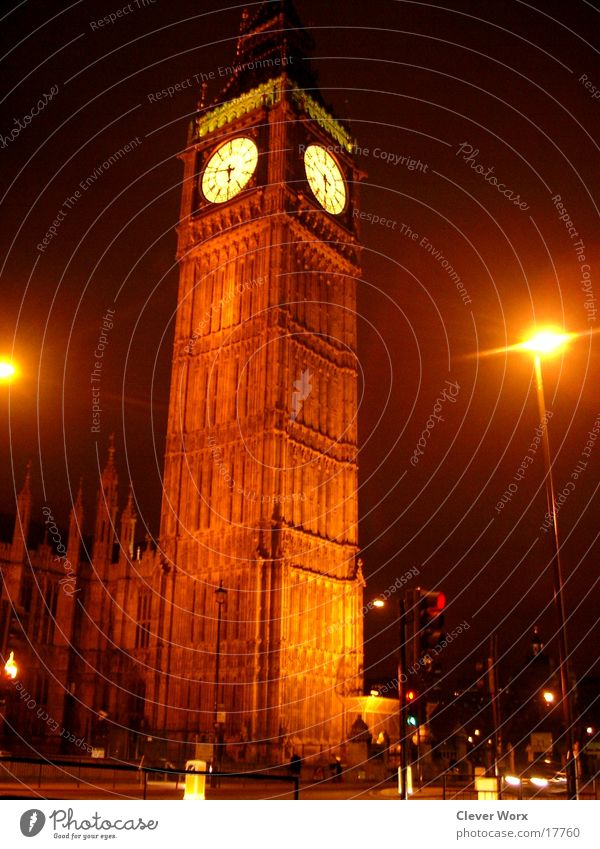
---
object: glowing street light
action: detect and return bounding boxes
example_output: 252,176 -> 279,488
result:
371,593 -> 410,799
513,326 -> 578,799
4,651 -> 17,680
542,690 -> 556,705
517,329 -> 574,356
0,359 -> 16,382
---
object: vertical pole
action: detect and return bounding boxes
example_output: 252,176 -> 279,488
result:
488,634 -> 502,778
214,599 -> 222,726
213,581 -> 226,783
398,598 -> 408,800
534,355 -> 577,800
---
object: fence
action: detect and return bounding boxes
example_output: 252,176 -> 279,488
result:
0,756 -> 299,799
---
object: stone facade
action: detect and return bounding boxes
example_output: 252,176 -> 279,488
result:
0,1 -> 369,765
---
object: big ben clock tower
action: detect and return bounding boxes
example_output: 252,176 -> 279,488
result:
155,0 -> 365,760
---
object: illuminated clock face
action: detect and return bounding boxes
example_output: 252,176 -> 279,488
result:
303,144 -> 347,214
201,137 -> 258,203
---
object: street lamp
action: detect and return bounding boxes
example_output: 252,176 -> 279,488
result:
0,360 -> 16,382
542,690 -> 556,705
516,327 -> 578,799
3,651 -> 17,680
213,580 -> 227,774
372,596 -> 410,799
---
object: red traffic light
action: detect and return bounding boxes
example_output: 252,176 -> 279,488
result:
420,590 -> 445,612
406,690 -> 417,701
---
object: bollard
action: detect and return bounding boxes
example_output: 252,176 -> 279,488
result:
183,760 -> 207,800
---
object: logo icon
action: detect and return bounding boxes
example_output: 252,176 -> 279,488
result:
291,368 -> 312,421
19,810 -> 46,837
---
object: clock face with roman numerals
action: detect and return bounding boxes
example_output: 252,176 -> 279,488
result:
304,144 -> 347,214
201,137 -> 258,204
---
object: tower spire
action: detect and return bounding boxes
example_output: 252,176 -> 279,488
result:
119,484 -> 137,561
221,0 -> 318,100
66,478 -> 84,572
11,461 -> 32,562
92,437 -> 119,573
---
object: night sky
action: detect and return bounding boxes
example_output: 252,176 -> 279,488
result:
1,0 -> 599,690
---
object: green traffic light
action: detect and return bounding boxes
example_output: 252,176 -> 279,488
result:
407,715 -> 418,727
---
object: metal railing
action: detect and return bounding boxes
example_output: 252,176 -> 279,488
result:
0,756 -> 300,799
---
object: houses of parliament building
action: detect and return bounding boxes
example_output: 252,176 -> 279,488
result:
0,1 -> 382,765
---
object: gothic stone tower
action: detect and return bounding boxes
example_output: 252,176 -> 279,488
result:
155,0 -> 364,759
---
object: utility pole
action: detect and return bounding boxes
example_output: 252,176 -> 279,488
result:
488,634 -> 502,785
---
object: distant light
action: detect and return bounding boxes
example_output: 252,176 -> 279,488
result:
530,777 -> 549,789
543,691 -> 555,704
505,775 -> 521,786
4,651 -> 17,679
586,726 -> 593,735
372,599 -> 385,608
467,736 -> 473,743
474,728 -> 480,736
370,689 -> 379,697
0,360 -> 16,381
519,329 -> 572,356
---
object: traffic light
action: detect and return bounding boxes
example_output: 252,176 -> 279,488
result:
404,688 -> 419,726
418,590 -> 445,660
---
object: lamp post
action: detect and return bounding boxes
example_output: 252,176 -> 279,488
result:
372,595 -> 409,799
516,329 -> 578,799
213,580 -> 227,773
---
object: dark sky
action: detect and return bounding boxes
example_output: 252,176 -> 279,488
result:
1,0 -> 599,689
